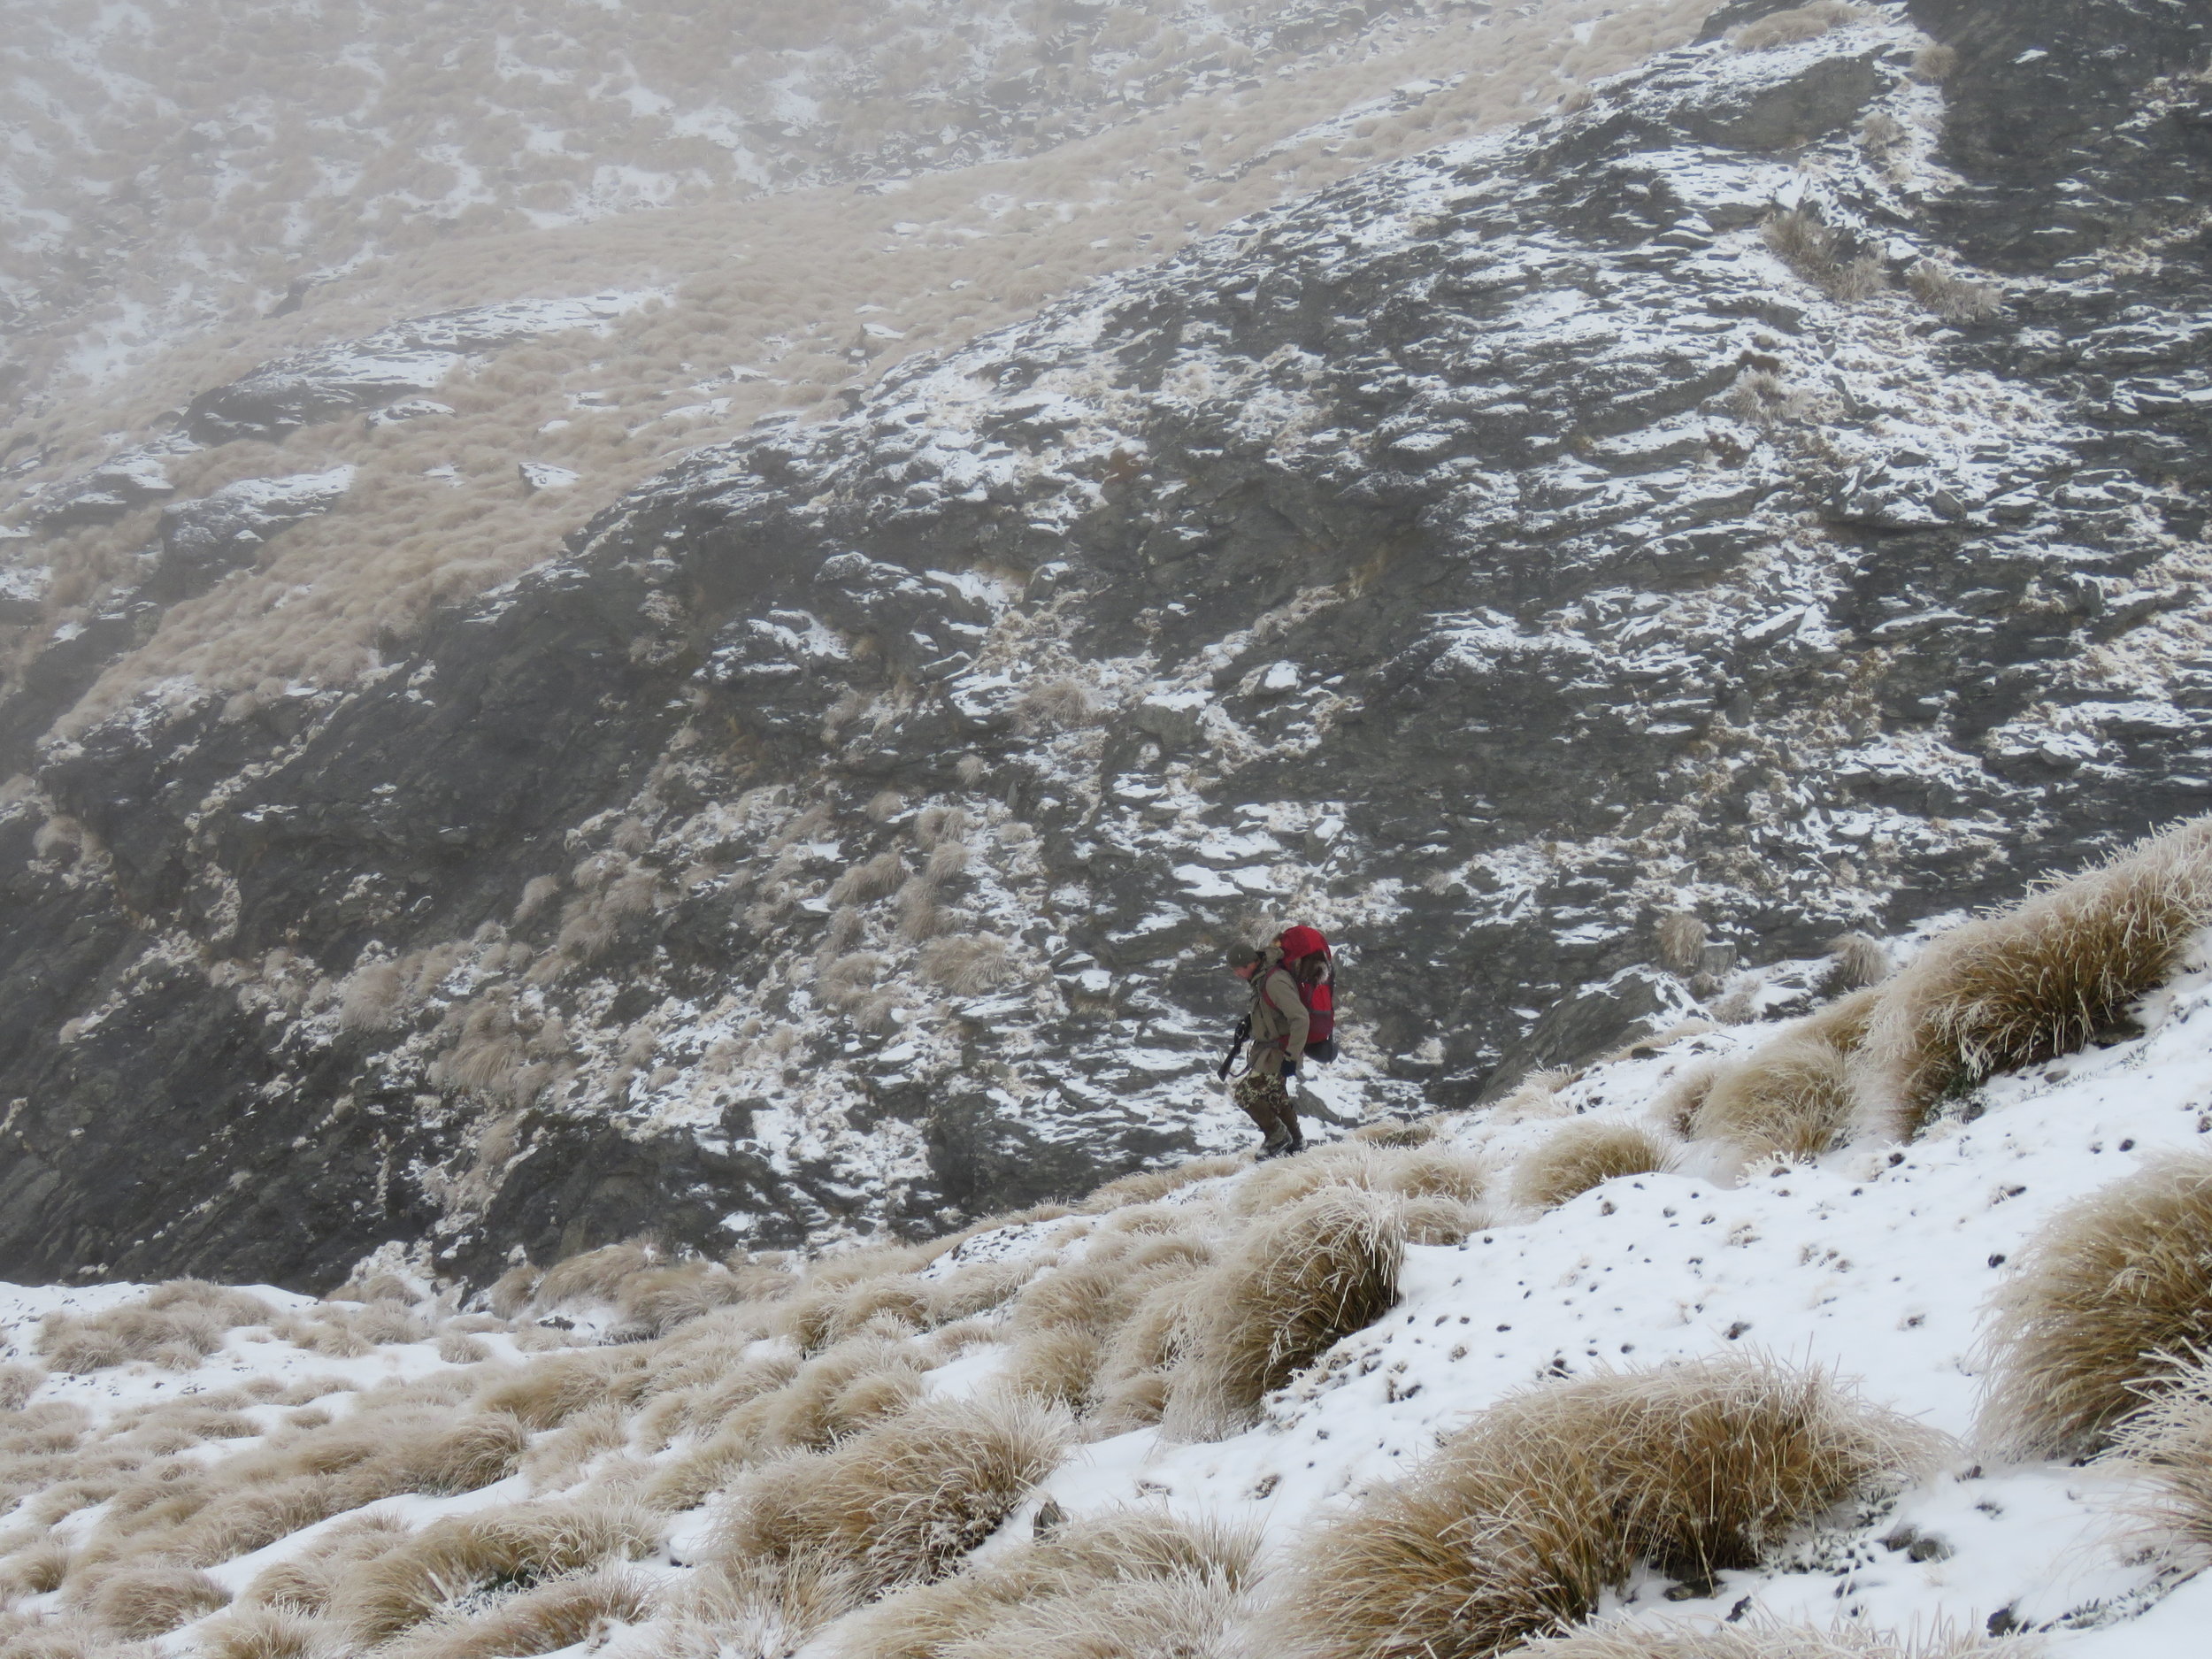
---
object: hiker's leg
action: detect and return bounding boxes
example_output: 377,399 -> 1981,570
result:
1233,1074 -> 1291,1151
1279,1085 -> 1303,1152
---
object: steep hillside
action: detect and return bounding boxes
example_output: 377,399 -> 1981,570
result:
6,825 -> 2212,1655
0,0 -> 2206,1288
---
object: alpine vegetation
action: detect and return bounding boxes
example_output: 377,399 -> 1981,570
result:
833,1508 -> 1260,1659
1691,1025 -> 1859,1164
2106,1356 -> 2212,1556
1852,819 -> 2212,1137
1270,1356 -> 1942,1659
1274,1363 -> 1947,1659
1511,1120 -> 1677,1211
1162,1187 -> 1405,1439
1978,1152 -> 2212,1459
708,1394 -> 1069,1636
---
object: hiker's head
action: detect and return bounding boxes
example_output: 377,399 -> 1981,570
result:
1228,945 -> 1268,980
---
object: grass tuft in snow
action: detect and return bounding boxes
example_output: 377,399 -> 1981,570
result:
1513,1120 -> 1676,1210
1854,817 -> 2212,1137
835,1507 -> 1260,1659
1164,1187 -> 1404,1440
1271,1356 -> 1944,1659
1979,1150 -> 2212,1458
708,1393 -> 1068,1640
2106,1353 -> 2212,1557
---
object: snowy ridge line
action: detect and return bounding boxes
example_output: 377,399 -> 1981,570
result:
8,818 -> 2212,1653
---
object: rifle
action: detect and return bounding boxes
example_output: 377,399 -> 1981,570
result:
1215,1012 -> 1251,1081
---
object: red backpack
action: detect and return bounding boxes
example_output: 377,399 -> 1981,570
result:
1278,926 -> 1337,1063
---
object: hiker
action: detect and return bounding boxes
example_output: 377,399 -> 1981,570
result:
1225,936 -> 1311,1158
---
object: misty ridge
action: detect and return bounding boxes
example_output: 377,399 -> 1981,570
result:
1,0 -> 1704,721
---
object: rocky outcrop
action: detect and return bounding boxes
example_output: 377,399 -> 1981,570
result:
0,0 -> 2204,1290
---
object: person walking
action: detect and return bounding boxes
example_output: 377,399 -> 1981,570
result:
1227,937 -> 1310,1158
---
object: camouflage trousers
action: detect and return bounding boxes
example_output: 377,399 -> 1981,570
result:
1233,1070 -> 1299,1146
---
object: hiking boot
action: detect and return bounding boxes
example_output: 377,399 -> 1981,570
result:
1284,1125 -> 1306,1156
1257,1125 -> 1293,1159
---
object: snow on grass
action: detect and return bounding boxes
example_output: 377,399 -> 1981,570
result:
6,894 -> 2212,1651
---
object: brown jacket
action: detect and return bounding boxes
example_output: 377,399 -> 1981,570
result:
1246,951 -> 1310,1078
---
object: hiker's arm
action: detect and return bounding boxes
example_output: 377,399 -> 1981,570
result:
1264,971 -> 1310,1063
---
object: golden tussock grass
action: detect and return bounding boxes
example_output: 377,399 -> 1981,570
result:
918,933 -> 1015,996
242,1514 -> 414,1615
1271,1356 -> 1944,1659
477,1349 -> 652,1430
1693,1031 -> 1858,1165
194,1603 -> 340,1659
535,1242 -> 657,1308
1512,1121 -> 1676,1211
1353,1118 -> 1441,1148
36,1282 -> 274,1373
0,1367 -> 44,1412
1855,817 -> 2212,1137
326,1501 -> 662,1647
1652,1060 -> 1722,1138
833,1507 -> 1259,1659
1517,1622 -> 2034,1657
0,1538 -> 73,1599
1824,933 -> 1894,995
1076,1156 -> 1244,1213
1730,1 -> 1863,50
1228,1142 -> 1486,1219
83,1564 -> 230,1638
1163,1187 -> 1403,1440
378,1566 -> 657,1659
2104,1354 -> 2212,1556
1978,1151 -> 2212,1458
712,1393 -> 1069,1629
1655,912 -> 1708,975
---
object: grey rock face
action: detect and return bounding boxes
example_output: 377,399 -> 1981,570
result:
0,0 -> 2205,1290
152,468 -> 355,601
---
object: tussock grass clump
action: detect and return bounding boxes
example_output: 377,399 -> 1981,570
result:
1979,1152 -> 2212,1458
1730,1 -> 1862,50
1230,1142 -> 1486,1219
86,1564 -> 231,1638
378,1566 -> 656,1659
1517,1622 -> 2032,1657
1656,912 -> 1707,974
835,1507 -> 1260,1659
1513,1121 -> 1674,1210
534,1242 -> 657,1309
1903,262 -> 2002,324
1855,818 -> 2212,1136
1,1538 -> 73,1598
2107,1354 -> 2212,1554
918,933 -> 1014,995
195,1604 -> 339,1659
714,1394 -> 1068,1632
1003,1228 -> 1216,1416
0,1366 -> 42,1411
1760,208 -> 1884,300
243,1515 -> 413,1615
1077,1156 -> 1243,1213
37,1282 -> 274,1372
1164,1187 -> 1404,1439
326,1502 -> 662,1646
477,1349 -> 651,1430
1824,934 -> 1893,995
1693,1030 -> 1857,1164
1274,1357 -> 1941,1659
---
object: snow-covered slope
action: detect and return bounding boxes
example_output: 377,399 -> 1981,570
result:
7,837 -> 2212,1655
